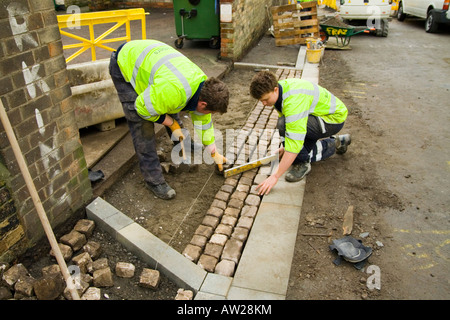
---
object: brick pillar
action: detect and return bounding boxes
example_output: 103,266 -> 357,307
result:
0,0 -> 92,263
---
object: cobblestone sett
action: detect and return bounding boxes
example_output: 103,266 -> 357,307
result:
204,243 -> 224,259
221,239 -> 244,264
182,244 -> 202,263
209,233 -> 228,246
214,259 -> 236,277
184,98 -> 282,276
197,254 -> 218,273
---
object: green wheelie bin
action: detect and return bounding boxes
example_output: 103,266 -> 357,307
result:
173,0 -> 220,49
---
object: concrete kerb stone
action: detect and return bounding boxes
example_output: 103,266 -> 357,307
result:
86,197 -> 208,292
85,47 -> 318,299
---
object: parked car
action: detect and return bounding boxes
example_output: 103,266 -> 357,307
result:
339,0 -> 391,37
397,0 -> 450,32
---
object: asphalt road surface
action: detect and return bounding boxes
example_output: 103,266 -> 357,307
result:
335,16 -> 450,298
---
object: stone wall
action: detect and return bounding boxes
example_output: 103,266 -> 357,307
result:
0,0 -> 92,263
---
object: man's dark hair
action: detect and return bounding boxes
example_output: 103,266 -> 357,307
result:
200,77 -> 229,114
249,71 -> 278,99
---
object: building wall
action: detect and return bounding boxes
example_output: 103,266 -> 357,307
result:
220,0 -> 285,61
0,0 -> 92,263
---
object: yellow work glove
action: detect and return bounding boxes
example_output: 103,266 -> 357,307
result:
168,119 -> 185,142
211,152 -> 227,171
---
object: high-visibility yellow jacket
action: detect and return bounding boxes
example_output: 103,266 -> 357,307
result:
276,78 -> 348,153
117,40 -> 215,146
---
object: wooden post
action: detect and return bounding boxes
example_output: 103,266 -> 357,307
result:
0,100 -> 80,300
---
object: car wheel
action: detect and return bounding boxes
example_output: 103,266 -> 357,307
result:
397,2 -> 406,21
425,10 -> 440,33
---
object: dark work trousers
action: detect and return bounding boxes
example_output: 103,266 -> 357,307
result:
277,115 -> 345,163
109,50 -> 172,186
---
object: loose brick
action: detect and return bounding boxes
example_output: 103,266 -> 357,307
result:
73,219 -> 95,237
33,273 -> 65,300
14,275 -> 36,297
60,230 -> 86,251
90,258 -> 109,273
139,268 -> 160,290
50,243 -> 73,261
72,252 -> 92,274
115,262 -> 135,278
41,265 -> 61,277
93,267 -> 114,288
83,241 -> 102,259
175,288 -> 194,300
2,264 -> 29,289
81,287 -> 101,300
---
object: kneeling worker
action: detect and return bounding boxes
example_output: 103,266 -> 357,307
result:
249,71 -> 351,195
109,40 -> 229,200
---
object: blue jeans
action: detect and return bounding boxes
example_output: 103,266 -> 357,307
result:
277,115 -> 345,163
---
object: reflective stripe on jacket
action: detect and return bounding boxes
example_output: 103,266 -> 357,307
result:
279,78 -> 348,154
117,40 -> 214,145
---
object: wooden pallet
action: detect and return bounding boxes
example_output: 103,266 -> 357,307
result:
271,1 -> 320,47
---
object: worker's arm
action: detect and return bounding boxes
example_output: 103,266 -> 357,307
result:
162,115 -> 185,141
256,148 -> 297,195
205,144 -> 227,171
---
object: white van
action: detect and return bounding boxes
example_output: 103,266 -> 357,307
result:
397,0 -> 450,32
339,0 -> 392,36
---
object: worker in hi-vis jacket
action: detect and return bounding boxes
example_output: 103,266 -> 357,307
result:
250,70 -> 351,195
109,40 -> 229,200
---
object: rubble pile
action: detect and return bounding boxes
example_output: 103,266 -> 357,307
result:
0,219 -> 191,300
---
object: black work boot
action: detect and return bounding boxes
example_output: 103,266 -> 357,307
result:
146,182 -> 176,200
285,162 -> 311,182
335,134 -> 352,155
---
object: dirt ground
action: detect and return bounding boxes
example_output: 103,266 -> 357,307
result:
287,50 -> 404,300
